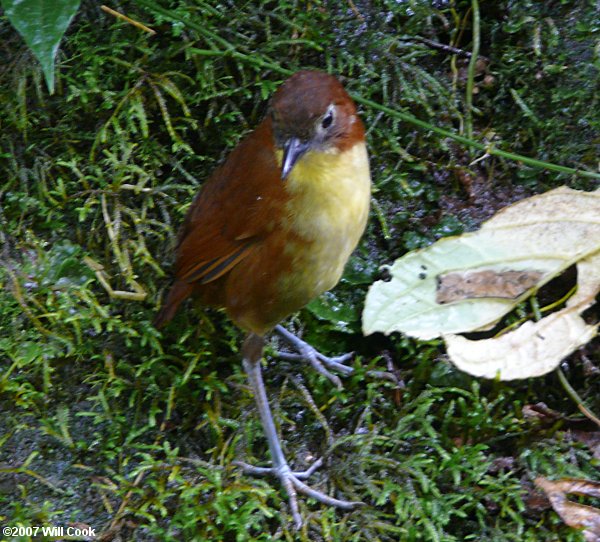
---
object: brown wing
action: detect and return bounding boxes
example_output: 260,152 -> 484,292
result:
155,118 -> 286,326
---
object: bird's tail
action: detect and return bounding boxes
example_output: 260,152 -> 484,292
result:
153,280 -> 193,328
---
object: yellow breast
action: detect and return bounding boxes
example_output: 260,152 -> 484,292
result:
277,142 -> 371,298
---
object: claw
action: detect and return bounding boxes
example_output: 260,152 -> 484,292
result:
274,325 -> 354,386
234,457 -> 363,529
233,457 -> 323,480
275,325 -> 402,386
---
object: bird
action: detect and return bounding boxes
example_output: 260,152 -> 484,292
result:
154,70 -> 371,528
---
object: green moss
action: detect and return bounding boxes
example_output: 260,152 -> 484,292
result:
0,0 -> 597,540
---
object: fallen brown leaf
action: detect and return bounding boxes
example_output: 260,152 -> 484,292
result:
535,477 -> 600,541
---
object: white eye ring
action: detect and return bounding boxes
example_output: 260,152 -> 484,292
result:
320,105 -> 335,130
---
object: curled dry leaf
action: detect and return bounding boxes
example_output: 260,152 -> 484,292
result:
446,250 -> 599,379
363,186 -> 600,380
535,477 -> 600,541
522,402 -> 564,425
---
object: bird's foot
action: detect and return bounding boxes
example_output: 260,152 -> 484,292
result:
274,325 -> 353,389
274,325 -> 402,388
234,457 -> 363,529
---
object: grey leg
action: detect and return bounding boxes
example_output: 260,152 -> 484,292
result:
235,333 -> 362,529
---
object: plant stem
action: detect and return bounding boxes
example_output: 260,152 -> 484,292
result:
136,0 -> 600,181
354,96 -> 600,180
557,368 -> 600,427
465,0 -> 480,143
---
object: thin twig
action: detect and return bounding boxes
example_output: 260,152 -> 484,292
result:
399,36 -> 489,61
101,5 -> 156,35
346,0 -> 365,22
290,376 -> 334,447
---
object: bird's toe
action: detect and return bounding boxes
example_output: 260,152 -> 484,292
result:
235,456 -> 363,529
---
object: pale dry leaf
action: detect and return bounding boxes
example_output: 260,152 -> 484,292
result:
363,186 -> 599,380
363,186 -> 600,339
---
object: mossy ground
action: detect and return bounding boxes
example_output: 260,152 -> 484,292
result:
0,1 -> 598,540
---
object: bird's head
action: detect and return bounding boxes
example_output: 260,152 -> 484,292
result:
269,71 -> 365,180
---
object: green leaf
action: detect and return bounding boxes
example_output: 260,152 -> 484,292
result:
1,0 -> 81,93
306,291 -> 359,333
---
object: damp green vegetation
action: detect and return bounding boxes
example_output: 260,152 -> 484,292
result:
1,1 -> 599,540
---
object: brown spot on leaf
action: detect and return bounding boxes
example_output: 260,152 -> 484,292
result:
436,269 -> 544,304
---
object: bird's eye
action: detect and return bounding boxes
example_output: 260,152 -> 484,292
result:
321,111 -> 334,129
